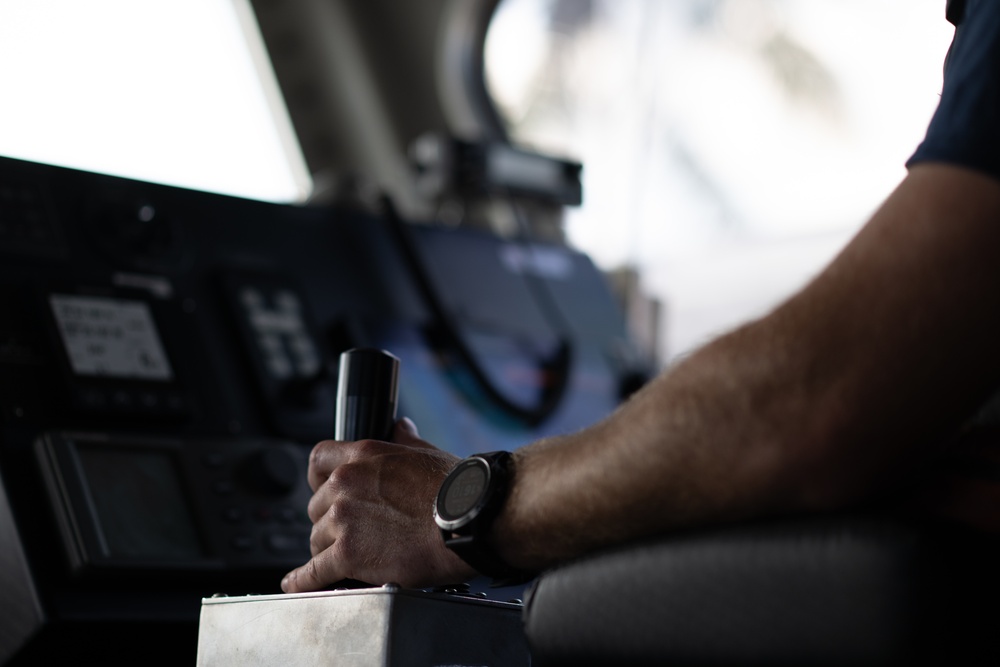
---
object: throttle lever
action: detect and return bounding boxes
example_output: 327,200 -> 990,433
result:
335,348 -> 400,442
325,348 -> 400,589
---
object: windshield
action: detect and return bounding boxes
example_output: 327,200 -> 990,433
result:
0,0 -> 310,203
486,0 -> 953,360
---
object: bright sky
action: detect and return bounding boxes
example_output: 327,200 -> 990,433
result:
486,0 -> 956,361
0,0 -> 310,203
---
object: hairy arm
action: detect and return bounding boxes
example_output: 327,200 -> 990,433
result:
495,163 -> 1000,571
283,163 -> 1000,591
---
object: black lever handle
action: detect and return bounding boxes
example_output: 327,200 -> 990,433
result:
334,347 -> 400,442
325,348 -> 400,590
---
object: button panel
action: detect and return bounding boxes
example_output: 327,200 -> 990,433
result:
71,387 -> 188,418
35,432 -> 316,574
194,440 -> 313,566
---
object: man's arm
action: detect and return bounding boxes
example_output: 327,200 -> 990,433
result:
283,162 -> 1000,592
495,162 -> 1000,570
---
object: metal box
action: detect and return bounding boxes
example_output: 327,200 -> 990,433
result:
197,585 -> 530,666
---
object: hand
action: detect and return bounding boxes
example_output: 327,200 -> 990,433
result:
281,418 -> 477,592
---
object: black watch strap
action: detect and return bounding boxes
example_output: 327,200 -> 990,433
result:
442,533 -> 532,586
436,451 -> 534,586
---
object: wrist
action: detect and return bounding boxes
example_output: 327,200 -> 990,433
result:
489,446 -> 552,572
434,451 -> 535,585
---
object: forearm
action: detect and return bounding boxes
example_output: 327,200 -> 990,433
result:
494,324 -> 827,570
493,164 -> 1000,572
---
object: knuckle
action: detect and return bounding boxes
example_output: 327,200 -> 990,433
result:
313,494 -> 359,533
308,440 -> 335,473
327,461 -> 363,489
327,494 -> 357,523
307,443 -> 339,492
353,438 -> 386,459
306,493 -> 327,524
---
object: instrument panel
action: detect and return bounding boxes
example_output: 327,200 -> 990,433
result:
0,154 -> 647,664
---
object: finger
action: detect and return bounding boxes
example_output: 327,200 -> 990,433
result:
398,416 -> 419,438
306,493 -> 339,549
309,520 -> 336,558
281,550 -> 342,593
306,478 -> 337,525
307,439 -> 353,492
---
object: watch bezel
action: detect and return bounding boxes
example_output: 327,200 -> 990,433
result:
434,455 -> 495,532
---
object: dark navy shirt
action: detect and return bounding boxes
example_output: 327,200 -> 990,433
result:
907,0 -> 1000,180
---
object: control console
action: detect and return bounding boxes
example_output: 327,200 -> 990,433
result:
0,154 -> 645,665
35,432 -> 312,575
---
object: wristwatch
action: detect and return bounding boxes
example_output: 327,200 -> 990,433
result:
434,451 -> 533,585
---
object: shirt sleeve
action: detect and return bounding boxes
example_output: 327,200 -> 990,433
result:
907,0 -> 1000,180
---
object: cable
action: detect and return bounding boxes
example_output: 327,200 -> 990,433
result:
381,195 -> 572,428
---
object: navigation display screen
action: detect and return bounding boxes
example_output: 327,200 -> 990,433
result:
76,444 -> 205,560
50,294 -> 173,381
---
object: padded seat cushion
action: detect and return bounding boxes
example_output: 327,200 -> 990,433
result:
523,514 -> 999,666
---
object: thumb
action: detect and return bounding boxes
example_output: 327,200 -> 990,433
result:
392,417 -> 430,447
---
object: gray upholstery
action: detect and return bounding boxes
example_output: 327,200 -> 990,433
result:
523,515 -> 999,666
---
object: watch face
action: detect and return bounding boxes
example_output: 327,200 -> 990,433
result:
438,459 -> 489,522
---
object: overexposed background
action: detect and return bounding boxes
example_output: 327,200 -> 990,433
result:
0,0 -> 310,202
486,0 -> 955,362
